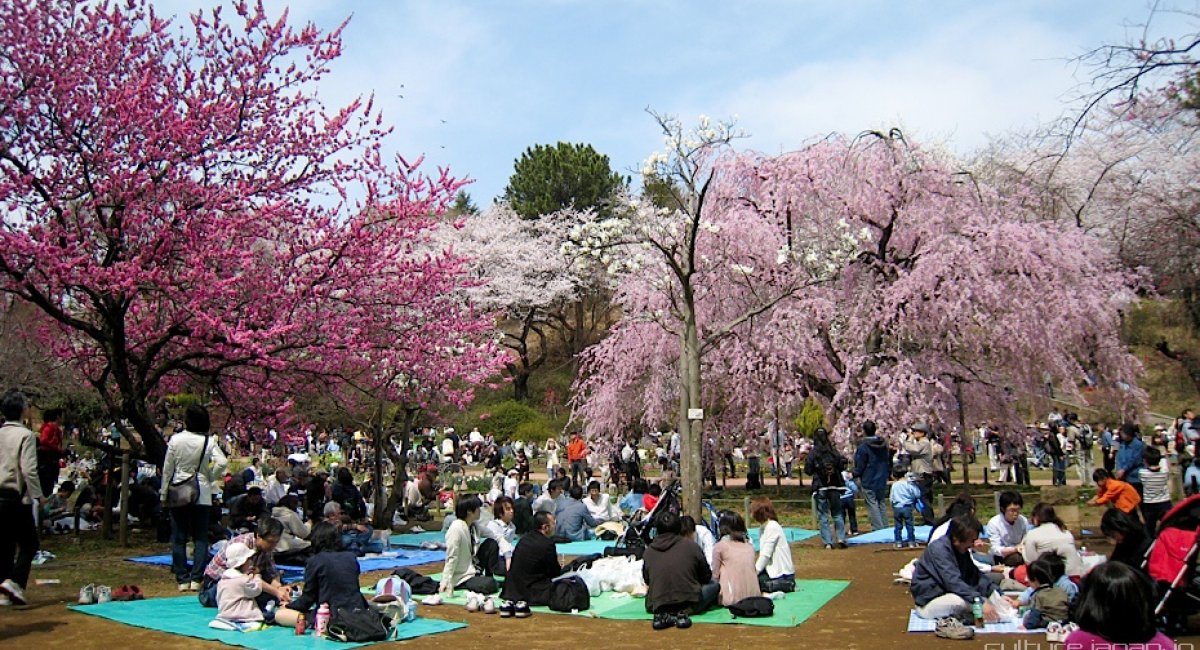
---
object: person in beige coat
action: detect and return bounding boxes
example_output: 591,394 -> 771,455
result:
160,405 -> 228,591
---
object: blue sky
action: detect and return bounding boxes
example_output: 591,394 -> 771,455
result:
157,1 -> 1194,204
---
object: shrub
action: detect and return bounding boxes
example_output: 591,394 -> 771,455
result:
514,419 -> 556,443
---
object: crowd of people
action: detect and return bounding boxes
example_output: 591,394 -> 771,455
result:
2,389 -> 1198,647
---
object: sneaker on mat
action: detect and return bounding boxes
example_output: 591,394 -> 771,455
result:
675,613 -> 692,629
499,600 -> 516,618
188,581 -> 202,592
177,582 -> 189,593
410,526 -> 426,533
79,583 -> 96,604
482,597 -> 497,614
0,579 -> 26,606
422,594 -> 443,606
95,586 -> 112,604
934,617 -> 975,640
514,601 -> 532,618
651,612 -> 676,630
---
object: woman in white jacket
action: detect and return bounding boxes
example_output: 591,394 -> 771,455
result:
751,496 -> 796,592
160,405 -> 228,591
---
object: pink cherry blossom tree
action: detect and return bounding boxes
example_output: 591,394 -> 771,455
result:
0,0 -> 500,464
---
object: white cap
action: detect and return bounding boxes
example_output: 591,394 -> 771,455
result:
224,542 -> 256,569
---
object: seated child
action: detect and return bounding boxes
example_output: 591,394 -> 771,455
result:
1088,469 -> 1141,514
643,483 -> 662,512
214,542 -> 272,628
1015,556 -> 1069,630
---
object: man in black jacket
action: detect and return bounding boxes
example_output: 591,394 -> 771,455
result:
512,483 -> 535,536
641,511 -> 719,630
501,511 -> 562,608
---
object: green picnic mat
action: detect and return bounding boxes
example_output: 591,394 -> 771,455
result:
596,579 -> 849,627
69,596 -> 466,649
422,574 -> 848,627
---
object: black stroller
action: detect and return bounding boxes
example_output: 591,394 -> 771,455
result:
605,483 -> 716,559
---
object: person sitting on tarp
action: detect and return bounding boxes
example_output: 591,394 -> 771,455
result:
501,511 -> 563,607
322,501 -> 380,555
200,518 -> 291,610
229,486 -> 270,532
909,514 -> 999,621
642,511 -> 720,630
274,522 -> 369,629
554,484 -> 601,542
439,495 -> 501,595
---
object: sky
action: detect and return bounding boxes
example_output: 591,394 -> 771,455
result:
157,0 -> 1196,204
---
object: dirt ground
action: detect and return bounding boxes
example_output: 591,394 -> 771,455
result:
4,530 -> 1200,650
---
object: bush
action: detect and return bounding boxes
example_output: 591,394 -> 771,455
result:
461,399 -> 543,442
514,419 -> 556,443
793,397 -> 825,438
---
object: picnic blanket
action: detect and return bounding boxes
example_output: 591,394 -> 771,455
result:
907,610 -> 1040,634
845,526 -> 935,545
127,550 -> 446,576
70,596 -> 465,649
428,574 -> 847,627
389,530 -> 447,547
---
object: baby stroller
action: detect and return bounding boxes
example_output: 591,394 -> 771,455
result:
1146,493 -> 1200,631
604,484 -> 683,559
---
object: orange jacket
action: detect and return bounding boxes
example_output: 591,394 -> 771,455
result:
567,438 -> 587,462
1094,478 -> 1141,513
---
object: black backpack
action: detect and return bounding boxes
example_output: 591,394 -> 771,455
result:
392,567 -> 439,595
727,596 -> 775,618
326,607 -> 390,642
548,575 -> 590,612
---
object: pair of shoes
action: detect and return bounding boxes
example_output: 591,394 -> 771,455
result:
675,612 -> 692,629
823,543 -> 833,550
514,601 -> 531,618
79,583 -> 96,604
0,579 -> 26,606
652,612 -> 676,630
934,617 -> 976,640
1045,621 -> 1079,642
112,585 -> 145,601
409,525 -> 426,533
421,594 -> 443,606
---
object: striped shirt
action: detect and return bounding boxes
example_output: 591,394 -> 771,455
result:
1140,461 -> 1172,504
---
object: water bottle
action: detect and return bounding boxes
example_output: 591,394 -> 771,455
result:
972,597 -> 984,628
294,613 -> 307,636
315,602 -> 331,637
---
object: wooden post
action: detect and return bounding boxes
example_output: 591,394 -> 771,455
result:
118,451 -> 131,546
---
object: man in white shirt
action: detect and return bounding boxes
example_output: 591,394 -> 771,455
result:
503,469 -> 519,500
583,480 -> 617,522
532,479 -> 565,514
483,497 -> 517,573
262,468 -> 290,507
984,491 -> 1029,567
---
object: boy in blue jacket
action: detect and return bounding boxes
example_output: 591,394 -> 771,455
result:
890,469 -> 922,548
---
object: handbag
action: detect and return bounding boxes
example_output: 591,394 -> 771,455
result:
326,607 -> 391,642
165,433 -> 208,509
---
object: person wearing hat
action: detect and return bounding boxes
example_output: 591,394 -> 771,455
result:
214,542 -> 270,626
503,468 -> 520,500
200,518 -> 290,610
904,423 -> 935,525
230,485 -> 271,532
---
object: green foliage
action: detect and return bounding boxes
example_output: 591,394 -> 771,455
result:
465,475 -> 492,493
514,419 -> 556,443
450,190 -> 479,216
793,397 -> 826,437
641,174 -> 686,212
503,142 -> 627,219
457,399 -> 548,442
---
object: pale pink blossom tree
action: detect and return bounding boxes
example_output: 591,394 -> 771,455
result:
573,125 -> 1144,505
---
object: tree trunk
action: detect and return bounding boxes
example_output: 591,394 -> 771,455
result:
956,379 -> 970,485
678,304 -> 703,521
375,406 -> 420,529
512,368 -> 531,402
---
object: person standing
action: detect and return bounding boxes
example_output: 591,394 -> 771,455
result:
1045,423 -> 1067,486
903,423 -> 936,525
566,432 -> 588,488
0,391 -> 45,606
160,405 -> 228,592
806,427 -> 847,549
36,409 -> 65,499
1114,423 -> 1145,499
852,421 -> 890,531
